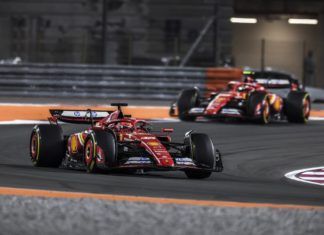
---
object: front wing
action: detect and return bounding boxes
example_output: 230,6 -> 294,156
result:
115,149 -> 223,172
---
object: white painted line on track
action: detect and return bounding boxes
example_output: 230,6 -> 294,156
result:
285,166 -> 324,186
0,120 -> 54,125
0,103 -> 61,107
309,117 -> 324,121
299,176 -> 324,180
300,172 -> 324,175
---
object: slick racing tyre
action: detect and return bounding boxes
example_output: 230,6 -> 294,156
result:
285,91 -> 311,123
84,130 -> 117,173
30,125 -> 65,167
247,92 -> 270,124
177,88 -> 199,121
185,133 -> 216,179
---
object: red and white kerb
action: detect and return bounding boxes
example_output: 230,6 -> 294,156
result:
285,166 -> 324,186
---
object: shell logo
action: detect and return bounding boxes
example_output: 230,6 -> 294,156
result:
71,135 -> 78,153
147,141 -> 159,147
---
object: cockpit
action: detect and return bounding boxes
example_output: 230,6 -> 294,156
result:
226,82 -> 256,92
106,120 -> 152,133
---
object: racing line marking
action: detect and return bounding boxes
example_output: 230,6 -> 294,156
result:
285,166 -> 324,186
0,186 -> 323,210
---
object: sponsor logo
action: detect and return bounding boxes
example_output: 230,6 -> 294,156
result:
221,108 -> 241,115
124,157 -> 151,165
91,111 -> 97,117
175,158 -> 195,166
154,150 -> 168,153
141,136 -> 156,140
70,135 -> 78,153
147,141 -> 159,147
74,111 -> 81,117
189,108 -> 205,114
255,78 -> 290,85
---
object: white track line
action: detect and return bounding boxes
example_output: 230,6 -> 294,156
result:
285,166 -> 324,186
299,176 -> 324,180
0,120 -> 54,125
309,117 -> 324,121
0,103 -> 61,107
300,172 -> 324,175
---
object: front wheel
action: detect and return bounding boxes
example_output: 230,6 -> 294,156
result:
247,92 -> 270,124
285,91 -> 311,123
84,130 -> 118,173
184,133 -> 217,179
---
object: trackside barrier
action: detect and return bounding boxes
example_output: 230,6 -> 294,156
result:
0,63 -> 242,100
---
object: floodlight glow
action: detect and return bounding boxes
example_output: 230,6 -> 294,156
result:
230,17 -> 257,24
288,18 -> 318,25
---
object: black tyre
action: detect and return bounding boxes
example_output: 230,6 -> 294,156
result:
177,88 -> 199,121
285,91 -> 311,123
30,125 -> 65,167
84,130 -> 117,173
184,133 -> 216,179
247,91 -> 270,124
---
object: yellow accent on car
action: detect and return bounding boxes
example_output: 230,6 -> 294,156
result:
71,135 -> 78,153
147,141 -> 159,147
36,133 -> 40,160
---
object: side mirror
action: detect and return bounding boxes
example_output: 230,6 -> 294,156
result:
162,128 -> 174,133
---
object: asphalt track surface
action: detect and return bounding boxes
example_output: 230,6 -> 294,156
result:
0,120 -> 324,206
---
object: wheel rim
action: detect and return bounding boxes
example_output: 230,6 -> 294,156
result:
31,133 -> 39,160
262,100 -> 270,123
85,140 -> 94,166
303,97 -> 310,119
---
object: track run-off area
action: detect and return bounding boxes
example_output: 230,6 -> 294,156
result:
0,112 -> 323,206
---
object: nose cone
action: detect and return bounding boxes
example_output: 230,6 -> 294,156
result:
141,138 -> 174,167
158,155 -> 175,167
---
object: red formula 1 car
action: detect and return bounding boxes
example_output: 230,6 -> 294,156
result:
170,80 -> 311,124
29,103 -> 223,179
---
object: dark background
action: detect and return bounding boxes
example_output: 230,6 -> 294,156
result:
0,0 -> 323,87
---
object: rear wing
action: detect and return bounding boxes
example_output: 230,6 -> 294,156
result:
253,78 -> 292,89
49,109 -> 113,124
243,70 -> 300,89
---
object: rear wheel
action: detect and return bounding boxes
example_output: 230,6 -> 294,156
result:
177,89 -> 199,121
285,91 -> 311,123
184,133 -> 216,179
247,92 -> 270,124
30,125 -> 65,167
84,130 -> 117,173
